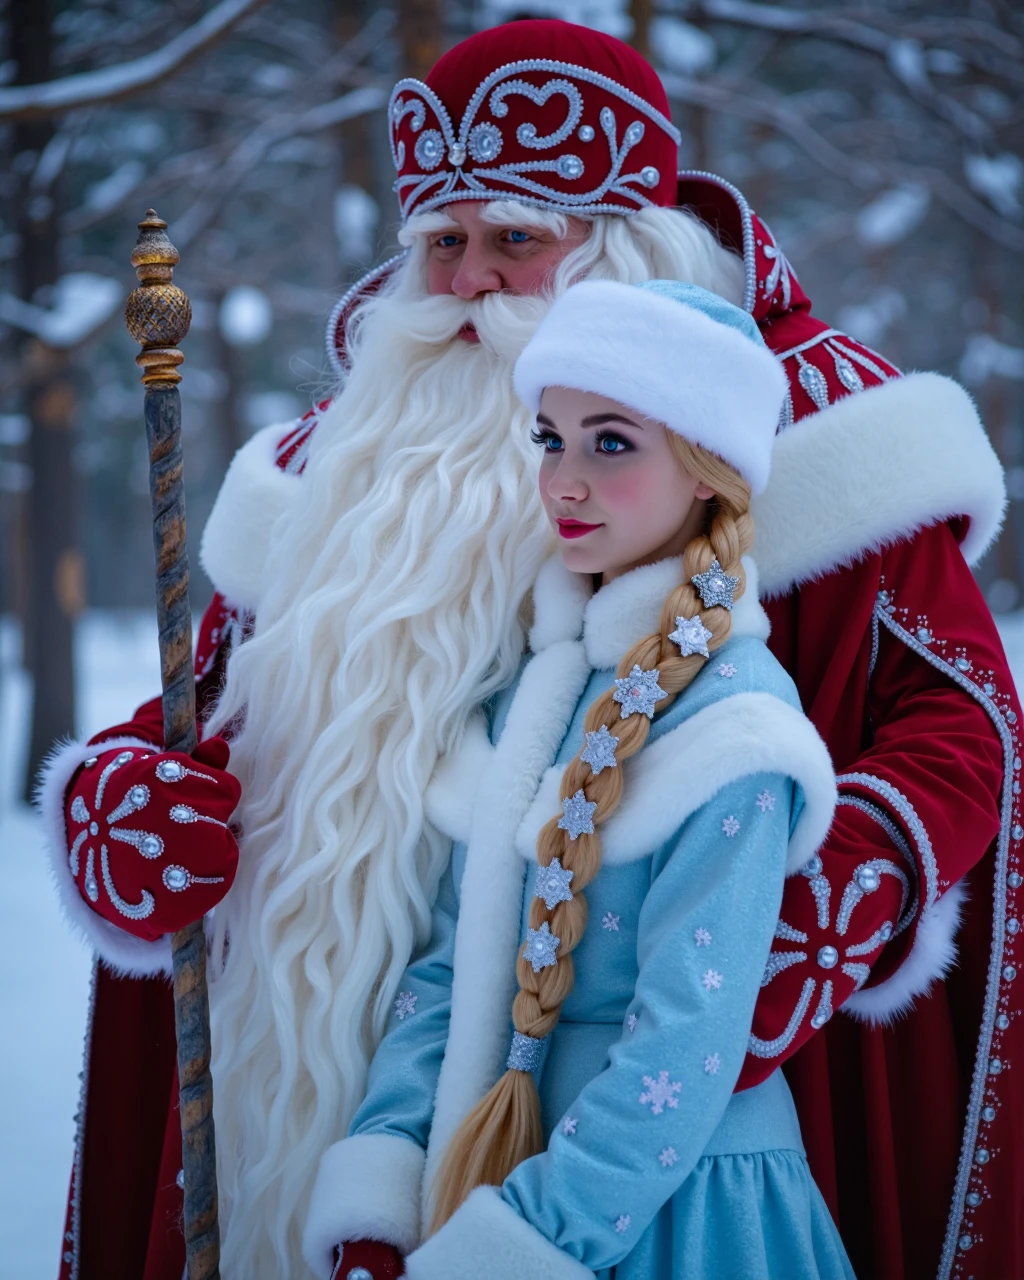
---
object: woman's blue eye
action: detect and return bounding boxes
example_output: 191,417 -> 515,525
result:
597,435 -> 629,454
530,428 -> 563,451
508,230 -> 531,244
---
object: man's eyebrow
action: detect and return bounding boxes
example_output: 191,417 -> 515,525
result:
580,412 -> 644,429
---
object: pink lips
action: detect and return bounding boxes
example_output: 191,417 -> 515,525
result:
557,519 -> 602,539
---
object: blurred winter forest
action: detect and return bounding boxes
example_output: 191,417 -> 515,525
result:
2,0 -> 1023,793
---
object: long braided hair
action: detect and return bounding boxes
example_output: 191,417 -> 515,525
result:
431,435 -> 754,1228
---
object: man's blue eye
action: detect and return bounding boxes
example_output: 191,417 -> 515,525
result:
437,235 -> 461,247
508,230 -> 531,243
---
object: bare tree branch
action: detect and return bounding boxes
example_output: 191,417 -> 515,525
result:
0,0 -> 270,120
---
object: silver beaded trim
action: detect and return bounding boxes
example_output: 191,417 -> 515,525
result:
100,845 -> 155,920
761,949 -> 807,987
105,783 -> 150,826
325,252 -> 408,378
834,795 -> 918,936
677,169 -> 756,315
748,976 -> 815,1058
106,827 -> 164,860
65,961 -> 97,1280
93,750 -> 134,810
836,770 -> 938,916
507,1030 -> 547,1072
811,978 -> 834,1029
840,961 -> 871,989
774,919 -> 808,943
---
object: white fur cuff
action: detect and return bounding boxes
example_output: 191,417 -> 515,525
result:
302,1133 -> 426,1278
35,736 -> 174,978
404,1186 -> 594,1280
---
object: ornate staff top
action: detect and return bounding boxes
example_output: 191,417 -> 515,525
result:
125,209 -> 192,387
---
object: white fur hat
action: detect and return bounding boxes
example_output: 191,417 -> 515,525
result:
513,280 -> 788,496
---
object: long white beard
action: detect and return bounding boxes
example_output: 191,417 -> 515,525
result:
204,282 -> 553,1277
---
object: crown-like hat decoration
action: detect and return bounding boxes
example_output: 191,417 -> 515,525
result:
389,20 -> 681,222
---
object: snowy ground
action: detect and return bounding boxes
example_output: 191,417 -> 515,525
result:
3,607 -> 1024,1277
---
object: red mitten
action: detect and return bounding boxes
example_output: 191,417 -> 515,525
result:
64,738 -> 241,941
331,1240 -> 406,1279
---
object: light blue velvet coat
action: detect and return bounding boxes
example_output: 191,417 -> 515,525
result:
321,557 -> 855,1280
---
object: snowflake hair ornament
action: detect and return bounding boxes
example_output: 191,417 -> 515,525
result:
668,614 -> 713,659
581,724 -> 619,775
534,856 -> 574,910
523,921 -> 561,972
691,559 -> 740,610
613,665 -> 667,719
558,789 -> 597,840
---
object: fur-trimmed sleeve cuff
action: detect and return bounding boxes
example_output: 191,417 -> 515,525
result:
404,1186 -> 593,1280
302,1133 -> 426,1278
35,736 -> 173,978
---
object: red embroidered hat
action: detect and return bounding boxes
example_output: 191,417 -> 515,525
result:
389,19 -> 681,221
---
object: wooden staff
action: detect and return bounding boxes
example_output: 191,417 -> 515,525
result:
125,210 -> 220,1280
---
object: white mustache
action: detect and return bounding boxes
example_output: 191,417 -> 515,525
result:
363,289 -> 550,363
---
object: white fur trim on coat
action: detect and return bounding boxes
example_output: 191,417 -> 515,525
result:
513,280 -> 787,496
35,736 -> 173,978
405,1185 -> 593,1280
199,421 -> 302,611
423,714 -> 493,847
515,692 -> 836,875
753,372 -> 1006,598
528,553 -> 769,667
302,1133 -> 425,1277
842,878 -> 967,1025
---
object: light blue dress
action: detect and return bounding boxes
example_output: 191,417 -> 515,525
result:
348,612 -> 854,1278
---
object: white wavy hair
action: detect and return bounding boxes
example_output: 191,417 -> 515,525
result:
205,198 -> 744,1276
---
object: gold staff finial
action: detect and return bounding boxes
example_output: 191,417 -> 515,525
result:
125,209 -> 192,386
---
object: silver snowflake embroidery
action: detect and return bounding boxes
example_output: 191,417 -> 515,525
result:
613,665 -> 667,719
581,724 -> 619,776
640,1070 -> 682,1114
562,1116 -> 578,1136
694,927 -> 712,947
394,991 -> 418,1020
668,614 -> 713,659
558,789 -> 597,840
722,815 -> 740,838
602,912 -> 620,931
535,857 -> 574,910
702,968 -> 723,992
756,790 -> 776,813
691,559 -> 739,610
704,1052 -> 721,1075
522,921 -> 560,972
658,1147 -> 678,1168
627,1013 -> 638,1033
614,1215 -> 631,1234
717,662 -> 737,678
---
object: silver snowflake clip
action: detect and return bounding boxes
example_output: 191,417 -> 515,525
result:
668,614 -> 713,658
613,665 -> 667,719
691,559 -> 739,610
558,789 -> 597,840
522,921 -> 560,972
581,725 -> 618,775
534,857 -> 574,910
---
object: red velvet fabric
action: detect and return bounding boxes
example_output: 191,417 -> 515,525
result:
333,1240 -> 406,1278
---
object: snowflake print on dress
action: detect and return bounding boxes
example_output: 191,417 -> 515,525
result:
658,1147 -> 678,1168
614,1215 -> 631,1234
717,662 -> 737,678
703,968 -> 723,991
756,790 -> 776,813
722,815 -> 740,837
602,912 -> 620,931
639,1070 -> 682,1114
562,1116 -> 578,1136
704,1052 -> 721,1074
694,926 -> 712,947
627,1013 -> 638,1033
394,991 -> 417,1020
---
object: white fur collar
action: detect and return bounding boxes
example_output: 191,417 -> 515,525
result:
529,553 -> 769,667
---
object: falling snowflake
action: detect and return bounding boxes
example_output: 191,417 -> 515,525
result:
717,662 -> 737,678
639,1070 -> 682,1115
702,969 -> 723,992
614,1215 -> 631,1234
558,789 -> 597,840
581,724 -> 619,776
613,665 -> 667,719
522,921 -> 560,972
658,1146 -> 678,1168
722,815 -> 740,838
694,926 -> 712,947
627,1013 -> 638,1033
691,559 -> 739,610
535,857 -> 574,910
704,1052 -> 721,1075
668,614 -> 713,659
394,991 -> 418,1020
756,790 -> 776,813
562,1116 -> 578,1136
602,912 -> 620,931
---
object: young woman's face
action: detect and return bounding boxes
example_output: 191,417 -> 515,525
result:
534,386 -> 715,582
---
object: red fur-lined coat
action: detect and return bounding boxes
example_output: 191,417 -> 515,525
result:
43,176 -> 1021,1280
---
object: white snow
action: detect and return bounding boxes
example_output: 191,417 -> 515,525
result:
0,273 -> 121,349
855,185 -> 930,249
649,17 -> 716,76
218,285 -> 273,348
960,334 -> 1024,387
333,185 -> 380,266
964,152 -> 1022,219
3,602 -> 1024,1275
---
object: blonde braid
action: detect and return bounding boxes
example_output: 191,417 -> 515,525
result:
432,439 -> 753,1228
